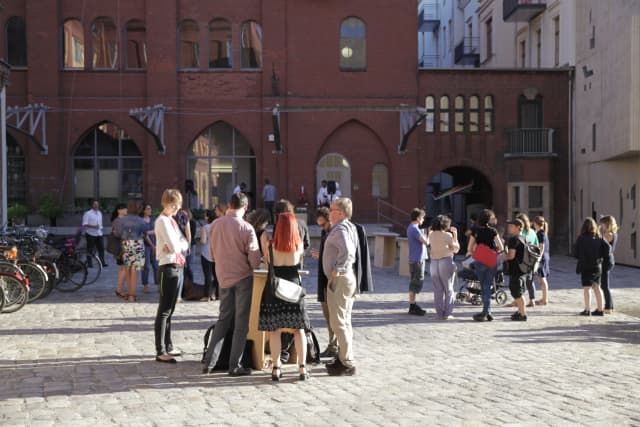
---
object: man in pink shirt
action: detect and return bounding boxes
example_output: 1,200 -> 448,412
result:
202,192 -> 262,376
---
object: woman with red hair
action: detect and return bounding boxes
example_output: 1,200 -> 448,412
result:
259,212 -> 310,381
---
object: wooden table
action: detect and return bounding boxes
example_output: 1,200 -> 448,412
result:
373,232 -> 399,268
397,237 -> 409,277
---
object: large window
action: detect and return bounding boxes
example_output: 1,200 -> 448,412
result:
63,19 -> 85,69
125,20 -> 147,69
6,16 -> 27,67
6,134 -> 26,204
209,18 -> 232,69
508,182 -> 551,220
187,122 -> 256,209
371,164 -> 388,198
240,20 -> 263,69
455,96 -> 465,133
73,123 -> 142,209
339,17 -> 366,71
439,95 -> 450,132
178,20 -> 200,69
92,17 -> 118,69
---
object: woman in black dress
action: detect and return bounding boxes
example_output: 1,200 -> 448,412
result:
575,217 -> 611,316
258,212 -> 310,381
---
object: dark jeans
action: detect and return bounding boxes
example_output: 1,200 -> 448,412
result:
201,256 -> 218,298
525,271 -> 535,300
184,246 -> 195,282
142,245 -> 158,285
154,264 -> 184,355
203,276 -> 253,371
474,262 -> 496,315
601,268 -> 614,309
265,201 -> 275,224
86,234 -> 105,265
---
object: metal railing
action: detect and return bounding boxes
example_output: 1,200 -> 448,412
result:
504,128 -> 555,155
454,37 -> 479,64
376,199 -> 411,231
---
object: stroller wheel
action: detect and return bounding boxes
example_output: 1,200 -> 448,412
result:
456,292 -> 466,303
495,290 -> 508,306
471,295 -> 482,305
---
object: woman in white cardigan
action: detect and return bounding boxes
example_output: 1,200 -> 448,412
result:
153,189 -> 189,363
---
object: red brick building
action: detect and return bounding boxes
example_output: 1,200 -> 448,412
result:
1,1 -> 570,247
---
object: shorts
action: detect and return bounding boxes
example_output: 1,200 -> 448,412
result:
122,239 -> 145,271
581,270 -> 601,287
409,261 -> 425,294
509,274 -> 527,299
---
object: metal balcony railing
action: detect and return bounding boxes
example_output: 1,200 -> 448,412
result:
457,0 -> 471,10
504,128 -> 556,157
419,2 -> 440,32
454,37 -> 479,66
503,0 -> 547,22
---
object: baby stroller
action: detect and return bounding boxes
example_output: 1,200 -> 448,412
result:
455,260 -> 508,306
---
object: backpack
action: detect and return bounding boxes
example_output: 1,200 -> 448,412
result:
517,236 -> 543,274
279,329 -> 321,365
201,323 -> 255,370
327,180 -> 337,195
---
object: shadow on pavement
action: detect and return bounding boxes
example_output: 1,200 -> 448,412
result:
496,320 -> 640,345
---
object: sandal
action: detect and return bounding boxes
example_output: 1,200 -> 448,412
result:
127,295 -> 137,302
115,290 -> 127,299
299,364 -> 310,381
271,366 -> 282,382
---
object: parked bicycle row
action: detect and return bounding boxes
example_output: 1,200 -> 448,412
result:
0,225 -> 103,313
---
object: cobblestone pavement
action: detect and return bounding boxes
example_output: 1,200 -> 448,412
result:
1,253 -> 639,426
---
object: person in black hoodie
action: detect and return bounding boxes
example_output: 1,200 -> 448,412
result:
575,217 -> 612,316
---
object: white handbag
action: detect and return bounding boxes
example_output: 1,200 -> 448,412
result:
268,244 -> 305,303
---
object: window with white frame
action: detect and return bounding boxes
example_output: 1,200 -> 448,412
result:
508,182 -> 551,220
425,95 -> 435,133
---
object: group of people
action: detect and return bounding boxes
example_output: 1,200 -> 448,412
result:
150,187 -> 365,380
406,207 -> 619,322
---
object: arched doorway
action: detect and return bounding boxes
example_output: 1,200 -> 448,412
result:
6,133 -> 26,205
187,121 -> 255,210
316,153 -> 351,202
426,166 -> 492,230
72,122 -> 142,210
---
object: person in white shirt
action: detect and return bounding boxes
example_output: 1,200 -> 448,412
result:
82,200 -> 107,267
317,180 -> 329,207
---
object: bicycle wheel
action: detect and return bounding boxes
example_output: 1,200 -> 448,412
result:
19,261 -> 49,302
55,257 -> 87,292
76,249 -> 102,286
1,273 -> 29,313
0,261 -> 23,276
36,258 -> 58,299
0,284 -> 4,312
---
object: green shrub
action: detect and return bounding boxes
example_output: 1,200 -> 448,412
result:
38,194 -> 64,225
7,203 -> 30,223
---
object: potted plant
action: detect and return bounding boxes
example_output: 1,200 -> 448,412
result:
7,203 -> 30,226
38,194 -> 64,226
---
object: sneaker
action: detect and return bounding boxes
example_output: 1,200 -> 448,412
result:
579,309 -> 591,316
325,358 -> 344,369
228,367 -> 252,376
319,348 -> 338,359
444,315 -> 454,320
591,309 -> 604,316
473,313 -> 488,322
408,304 -> 426,316
326,361 -> 356,376
511,312 -> 527,321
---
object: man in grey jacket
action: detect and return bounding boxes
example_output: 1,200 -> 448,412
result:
323,197 -> 358,376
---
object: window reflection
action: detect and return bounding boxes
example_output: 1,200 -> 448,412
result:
179,20 -> 200,69
63,19 -> 85,69
209,18 -> 232,69
241,21 -> 262,68
92,17 -> 118,69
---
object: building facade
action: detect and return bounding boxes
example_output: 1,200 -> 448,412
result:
574,0 -> 640,266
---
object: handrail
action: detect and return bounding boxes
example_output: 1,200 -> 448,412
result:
376,199 -> 411,230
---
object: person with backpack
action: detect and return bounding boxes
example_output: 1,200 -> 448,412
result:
532,216 -> 551,305
516,213 -> 539,308
575,217 -> 612,316
505,219 -> 529,321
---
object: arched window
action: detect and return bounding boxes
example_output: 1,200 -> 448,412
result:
125,20 -> 147,69
63,19 -> 85,69
241,20 -> 263,69
439,95 -> 450,132
209,18 -> 232,69
484,95 -> 494,132
92,17 -> 118,69
73,122 -> 142,208
6,134 -> 26,204
178,20 -> 200,69
425,95 -> 435,133
455,95 -> 465,133
371,164 -> 388,198
339,17 -> 366,71
469,95 -> 479,132
6,16 -> 27,67
316,154 -> 351,199
187,122 -> 256,209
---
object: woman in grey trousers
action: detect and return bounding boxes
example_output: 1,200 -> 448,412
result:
428,215 -> 460,320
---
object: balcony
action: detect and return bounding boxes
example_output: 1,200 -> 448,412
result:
503,0 -> 546,22
457,0 -> 471,10
419,54 -> 440,68
504,129 -> 557,157
454,37 -> 479,67
418,3 -> 440,32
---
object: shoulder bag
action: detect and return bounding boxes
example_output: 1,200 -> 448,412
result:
472,243 -> 498,268
268,244 -> 305,303
106,233 -> 122,257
